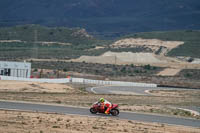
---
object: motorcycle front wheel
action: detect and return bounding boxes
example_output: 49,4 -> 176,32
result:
110,108 -> 119,116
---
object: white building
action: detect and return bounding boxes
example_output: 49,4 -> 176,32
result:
0,61 -> 31,78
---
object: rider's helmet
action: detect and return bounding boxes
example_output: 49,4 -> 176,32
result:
99,98 -> 105,103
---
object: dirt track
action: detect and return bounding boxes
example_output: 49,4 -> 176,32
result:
157,68 -> 181,76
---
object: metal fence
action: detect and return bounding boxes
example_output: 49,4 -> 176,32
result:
0,76 -> 157,87
72,78 -> 157,87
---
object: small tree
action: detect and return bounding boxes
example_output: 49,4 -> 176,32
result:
63,68 -> 67,72
130,64 -> 135,67
144,64 -> 151,70
120,66 -> 126,73
33,68 -> 38,72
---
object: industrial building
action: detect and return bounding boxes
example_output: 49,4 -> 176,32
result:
0,61 -> 31,78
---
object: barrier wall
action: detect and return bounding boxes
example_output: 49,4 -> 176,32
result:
72,78 -> 157,87
0,76 -> 157,87
0,76 -> 70,83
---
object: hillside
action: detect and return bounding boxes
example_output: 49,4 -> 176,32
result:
0,25 -> 200,60
0,25 -> 106,59
0,25 -> 98,45
71,30 -> 200,67
0,0 -> 200,38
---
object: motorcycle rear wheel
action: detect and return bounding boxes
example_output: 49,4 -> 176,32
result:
90,108 -> 97,114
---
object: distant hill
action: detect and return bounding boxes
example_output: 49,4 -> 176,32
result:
0,0 -> 200,38
0,25 -> 98,46
0,25 -> 200,60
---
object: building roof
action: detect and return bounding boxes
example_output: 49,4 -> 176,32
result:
0,61 -> 31,69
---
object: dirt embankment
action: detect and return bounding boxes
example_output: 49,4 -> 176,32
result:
71,38 -> 198,70
71,51 -> 200,71
157,68 -> 181,76
0,80 -> 74,93
0,110 -> 199,133
72,51 -> 178,64
111,38 -> 184,54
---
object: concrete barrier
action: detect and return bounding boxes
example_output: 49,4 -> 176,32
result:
0,76 -> 157,87
0,76 -> 70,83
82,78 -> 157,87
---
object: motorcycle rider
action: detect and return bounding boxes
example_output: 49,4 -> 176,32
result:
99,98 -> 112,114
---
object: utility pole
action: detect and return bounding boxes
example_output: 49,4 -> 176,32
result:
34,29 -> 38,58
34,29 -> 38,42
115,55 -> 117,65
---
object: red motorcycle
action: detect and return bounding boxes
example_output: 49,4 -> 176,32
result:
90,102 -> 119,116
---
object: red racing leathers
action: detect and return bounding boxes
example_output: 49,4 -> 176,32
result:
100,99 -> 112,114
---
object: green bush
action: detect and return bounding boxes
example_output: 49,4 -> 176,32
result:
144,64 -> 151,70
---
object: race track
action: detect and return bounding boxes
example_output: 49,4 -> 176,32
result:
87,86 -> 192,95
0,101 -> 200,127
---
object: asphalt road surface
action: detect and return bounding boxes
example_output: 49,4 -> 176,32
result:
0,101 -> 200,128
87,86 -> 200,114
87,86 -> 192,95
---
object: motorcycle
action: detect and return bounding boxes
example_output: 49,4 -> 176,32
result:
90,102 -> 119,116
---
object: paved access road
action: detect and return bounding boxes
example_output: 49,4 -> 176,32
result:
87,86 -> 193,95
0,101 -> 200,128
